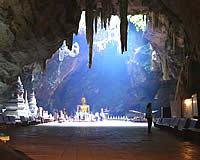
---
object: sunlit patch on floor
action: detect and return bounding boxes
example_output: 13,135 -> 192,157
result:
37,121 -> 148,127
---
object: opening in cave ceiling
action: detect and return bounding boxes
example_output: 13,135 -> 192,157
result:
34,12 -> 160,115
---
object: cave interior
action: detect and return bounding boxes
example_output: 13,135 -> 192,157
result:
0,0 -> 200,118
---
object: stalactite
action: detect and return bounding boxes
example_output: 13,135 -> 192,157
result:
85,0 -> 126,67
157,13 -> 160,29
120,0 -> 128,53
173,32 -> 176,52
146,13 -> 149,30
104,19 -> 107,29
108,16 -> 111,26
85,0 -> 94,68
66,33 -> 73,50
89,40 -> 93,68
184,35 -> 191,58
85,0 -> 114,68
100,7 -> 104,29
100,0 -> 112,30
151,12 -> 154,30
154,12 -> 159,28
168,27 -> 172,49
96,0 -> 102,32
94,16 -> 98,33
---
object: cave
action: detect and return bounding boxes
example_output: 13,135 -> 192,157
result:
0,0 -> 200,160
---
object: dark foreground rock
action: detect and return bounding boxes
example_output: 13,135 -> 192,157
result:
0,142 -> 32,160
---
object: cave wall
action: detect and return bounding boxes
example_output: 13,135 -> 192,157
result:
161,0 -> 200,59
0,0 -> 81,102
137,0 -> 200,117
157,0 -> 200,117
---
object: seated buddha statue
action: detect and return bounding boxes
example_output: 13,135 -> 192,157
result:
79,97 -> 90,113
77,97 -> 90,120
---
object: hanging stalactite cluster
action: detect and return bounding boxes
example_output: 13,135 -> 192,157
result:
144,10 -> 188,81
65,0 -> 82,50
85,0 -> 128,68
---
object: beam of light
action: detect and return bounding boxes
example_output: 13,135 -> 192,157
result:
37,11 -> 154,114
37,121 -> 148,127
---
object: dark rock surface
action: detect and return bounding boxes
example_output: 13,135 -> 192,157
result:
0,142 -> 32,160
0,0 -> 81,102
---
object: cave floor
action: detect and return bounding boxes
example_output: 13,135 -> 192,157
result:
5,122 -> 200,160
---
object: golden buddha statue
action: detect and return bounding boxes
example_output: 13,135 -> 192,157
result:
76,97 -> 90,121
77,97 -> 90,113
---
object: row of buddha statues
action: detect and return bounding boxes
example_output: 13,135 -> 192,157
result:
1,76 -> 108,122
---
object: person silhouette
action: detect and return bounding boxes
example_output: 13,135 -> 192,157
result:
145,103 -> 153,134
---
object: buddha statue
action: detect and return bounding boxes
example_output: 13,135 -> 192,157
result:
77,97 -> 90,120
79,97 -> 90,113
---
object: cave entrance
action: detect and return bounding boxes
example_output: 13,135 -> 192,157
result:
35,12 -> 160,120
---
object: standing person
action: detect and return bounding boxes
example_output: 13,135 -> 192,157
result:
145,103 -> 153,134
